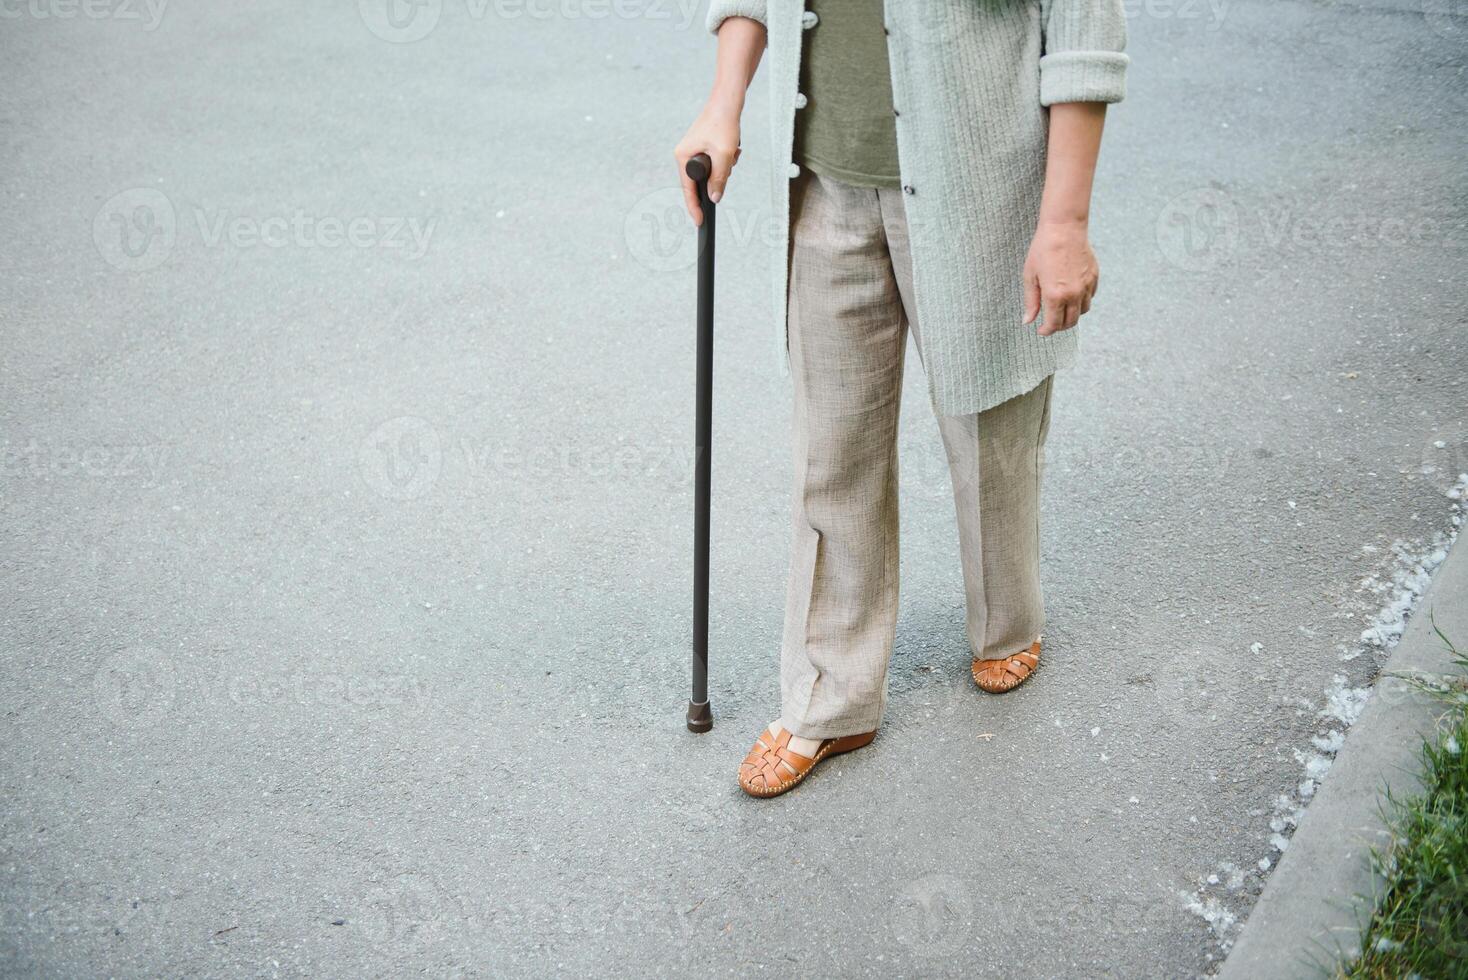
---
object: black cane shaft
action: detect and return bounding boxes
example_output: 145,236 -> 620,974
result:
687,153 -> 715,733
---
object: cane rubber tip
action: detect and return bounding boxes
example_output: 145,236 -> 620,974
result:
686,699 -> 713,733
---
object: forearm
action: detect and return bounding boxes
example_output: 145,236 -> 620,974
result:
675,16 -> 764,220
708,17 -> 765,115
1037,102 -> 1107,227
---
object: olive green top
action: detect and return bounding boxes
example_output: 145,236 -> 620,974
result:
794,0 -> 901,189
707,0 -> 1131,416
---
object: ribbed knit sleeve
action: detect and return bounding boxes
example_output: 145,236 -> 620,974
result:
1039,0 -> 1129,106
705,0 -> 767,34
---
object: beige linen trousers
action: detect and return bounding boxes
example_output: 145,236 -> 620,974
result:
781,171 -> 1054,740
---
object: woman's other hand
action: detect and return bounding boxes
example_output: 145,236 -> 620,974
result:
1023,221 -> 1099,336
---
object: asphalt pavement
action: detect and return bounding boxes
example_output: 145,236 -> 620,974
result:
2,1 -> 1465,976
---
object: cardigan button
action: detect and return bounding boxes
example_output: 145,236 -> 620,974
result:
801,10 -> 818,29
788,163 -> 801,179
794,92 -> 808,109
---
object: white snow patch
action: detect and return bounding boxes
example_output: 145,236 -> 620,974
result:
1218,862 -> 1247,890
1358,549 -> 1439,649
1194,474 -> 1466,932
1269,794 -> 1303,846
1293,748 -> 1334,784
1321,675 -> 1372,726
1311,730 -> 1346,754
1180,891 -> 1237,940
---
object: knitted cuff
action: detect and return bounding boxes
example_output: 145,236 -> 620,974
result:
1039,51 -> 1130,106
705,0 -> 767,34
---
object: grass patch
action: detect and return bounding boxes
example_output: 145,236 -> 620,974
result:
1347,625 -> 1468,979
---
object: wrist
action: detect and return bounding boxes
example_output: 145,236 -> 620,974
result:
706,87 -> 745,119
1036,211 -> 1090,231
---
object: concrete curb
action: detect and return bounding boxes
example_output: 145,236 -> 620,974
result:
1217,535 -> 1468,979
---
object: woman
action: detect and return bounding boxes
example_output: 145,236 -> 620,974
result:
675,0 -> 1128,798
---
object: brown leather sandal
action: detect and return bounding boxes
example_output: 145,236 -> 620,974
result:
737,726 -> 876,798
972,638 -> 1042,693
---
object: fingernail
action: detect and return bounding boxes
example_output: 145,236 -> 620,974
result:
709,190 -> 721,203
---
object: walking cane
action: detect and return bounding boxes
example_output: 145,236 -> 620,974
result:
686,152 -> 715,734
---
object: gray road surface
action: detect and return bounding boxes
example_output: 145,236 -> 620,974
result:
2,1 -> 1465,976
